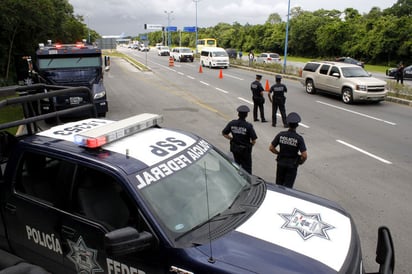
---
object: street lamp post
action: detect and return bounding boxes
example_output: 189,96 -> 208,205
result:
193,0 -> 200,54
283,0 -> 291,73
164,11 -> 173,47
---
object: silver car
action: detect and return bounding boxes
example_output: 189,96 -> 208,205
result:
255,53 -> 281,64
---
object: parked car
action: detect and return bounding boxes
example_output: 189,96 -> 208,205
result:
335,57 -> 364,68
158,46 -> 170,56
386,64 -> 412,79
254,53 -> 281,64
225,48 -> 238,59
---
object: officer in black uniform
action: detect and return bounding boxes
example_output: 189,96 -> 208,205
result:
268,75 -> 287,127
269,112 -> 307,188
222,105 -> 258,174
250,74 -> 267,122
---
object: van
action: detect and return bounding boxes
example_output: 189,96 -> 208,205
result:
200,47 -> 229,68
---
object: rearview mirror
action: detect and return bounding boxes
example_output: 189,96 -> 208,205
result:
105,227 -> 153,257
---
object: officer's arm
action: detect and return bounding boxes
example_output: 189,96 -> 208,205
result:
223,133 -> 232,140
251,139 -> 256,146
299,151 -> 307,164
269,144 -> 279,154
268,91 -> 272,102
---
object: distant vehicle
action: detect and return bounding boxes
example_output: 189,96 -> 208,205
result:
200,47 -> 229,69
25,40 -> 109,117
225,48 -> 237,59
301,61 -> 387,104
171,47 -> 194,62
196,38 -> 217,53
155,43 -> 163,50
335,57 -> 364,68
158,46 -> 170,56
386,64 -> 412,79
139,45 -> 150,52
255,53 -> 281,64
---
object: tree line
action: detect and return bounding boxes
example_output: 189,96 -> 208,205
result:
1,0 -> 411,85
149,0 -> 411,67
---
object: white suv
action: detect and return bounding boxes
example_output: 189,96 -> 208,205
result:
157,46 -> 170,56
171,47 -> 194,62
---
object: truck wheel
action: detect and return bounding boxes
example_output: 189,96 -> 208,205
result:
342,88 -> 353,104
305,80 -> 316,94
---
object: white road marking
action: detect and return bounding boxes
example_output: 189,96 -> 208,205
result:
177,72 -> 184,76
187,75 -> 195,80
200,81 -> 210,86
216,88 -> 229,94
224,74 -> 244,81
317,101 -> 397,125
337,139 -> 392,164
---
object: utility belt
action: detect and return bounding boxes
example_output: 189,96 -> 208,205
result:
277,155 -> 299,167
230,141 -> 252,154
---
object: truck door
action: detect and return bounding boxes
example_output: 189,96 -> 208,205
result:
316,64 -> 331,91
4,152 -> 68,272
62,165 -> 164,274
325,66 -> 342,95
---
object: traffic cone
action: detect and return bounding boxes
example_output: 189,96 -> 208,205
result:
169,56 -> 174,67
199,65 -> 203,73
219,69 -> 223,79
265,79 -> 270,91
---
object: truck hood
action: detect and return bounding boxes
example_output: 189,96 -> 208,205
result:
347,76 -> 386,85
194,189 -> 354,273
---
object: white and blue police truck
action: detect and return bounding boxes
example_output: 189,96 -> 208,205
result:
0,85 -> 394,273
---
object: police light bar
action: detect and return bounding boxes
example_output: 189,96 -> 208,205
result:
74,113 -> 163,148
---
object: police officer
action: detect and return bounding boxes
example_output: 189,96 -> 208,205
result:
269,112 -> 307,188
222,105 -> 257,174
268,75 -> 287,127
250,74 -> 267,122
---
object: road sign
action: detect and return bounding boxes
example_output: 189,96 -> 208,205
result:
140,35 -> 147,40
166,26 -> 177,32
144,24 -> 163,30
183,26 -> 196,32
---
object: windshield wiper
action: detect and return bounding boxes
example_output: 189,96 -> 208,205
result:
174,212 -> 221,242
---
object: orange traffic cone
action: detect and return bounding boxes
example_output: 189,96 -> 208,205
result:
219,69 -> 223,79
199,65 -> 203,73
169,56 -> 174,67
265,79 -> 270,91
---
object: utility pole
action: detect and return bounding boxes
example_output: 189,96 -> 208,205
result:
164,11 -> 173,47
193,0 -> 201,54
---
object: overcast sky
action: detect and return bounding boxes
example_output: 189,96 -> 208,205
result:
69,0 -> 398,37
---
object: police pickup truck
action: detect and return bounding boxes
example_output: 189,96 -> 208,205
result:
0,85 -> 394,273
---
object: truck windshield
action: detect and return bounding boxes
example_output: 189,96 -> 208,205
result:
139,148 -> 249,235
38,56 -> 101,69
341,67 -> 369,77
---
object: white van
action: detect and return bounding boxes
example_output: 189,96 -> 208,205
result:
200,47 -> 229,68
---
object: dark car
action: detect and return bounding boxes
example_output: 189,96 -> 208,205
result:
335,57 -> 364,68
225,48 -> 237,59
386,65 -> 412,79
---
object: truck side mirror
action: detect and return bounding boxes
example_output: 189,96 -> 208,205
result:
366,226 -> 395,274
105,227 -> 153,257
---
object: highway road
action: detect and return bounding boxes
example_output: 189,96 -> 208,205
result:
105,47 -> 412,273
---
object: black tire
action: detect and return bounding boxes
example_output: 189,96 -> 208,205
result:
342,88 -> 353,104
305,79 -> 316,94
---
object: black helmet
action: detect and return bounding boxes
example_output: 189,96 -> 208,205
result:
275,75 -> 282,80
286,112 -> 301,124
237,105 -> 250,113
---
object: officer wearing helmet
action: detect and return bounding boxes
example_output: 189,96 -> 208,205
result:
268,74 -> 288,127
269,112 -> 307,188
222,105 -> 258,174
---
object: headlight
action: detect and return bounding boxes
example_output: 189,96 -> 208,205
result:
94,90 -> 106,99
356,85 -> 367,91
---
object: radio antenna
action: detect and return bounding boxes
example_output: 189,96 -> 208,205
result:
203,162 -> 215,263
